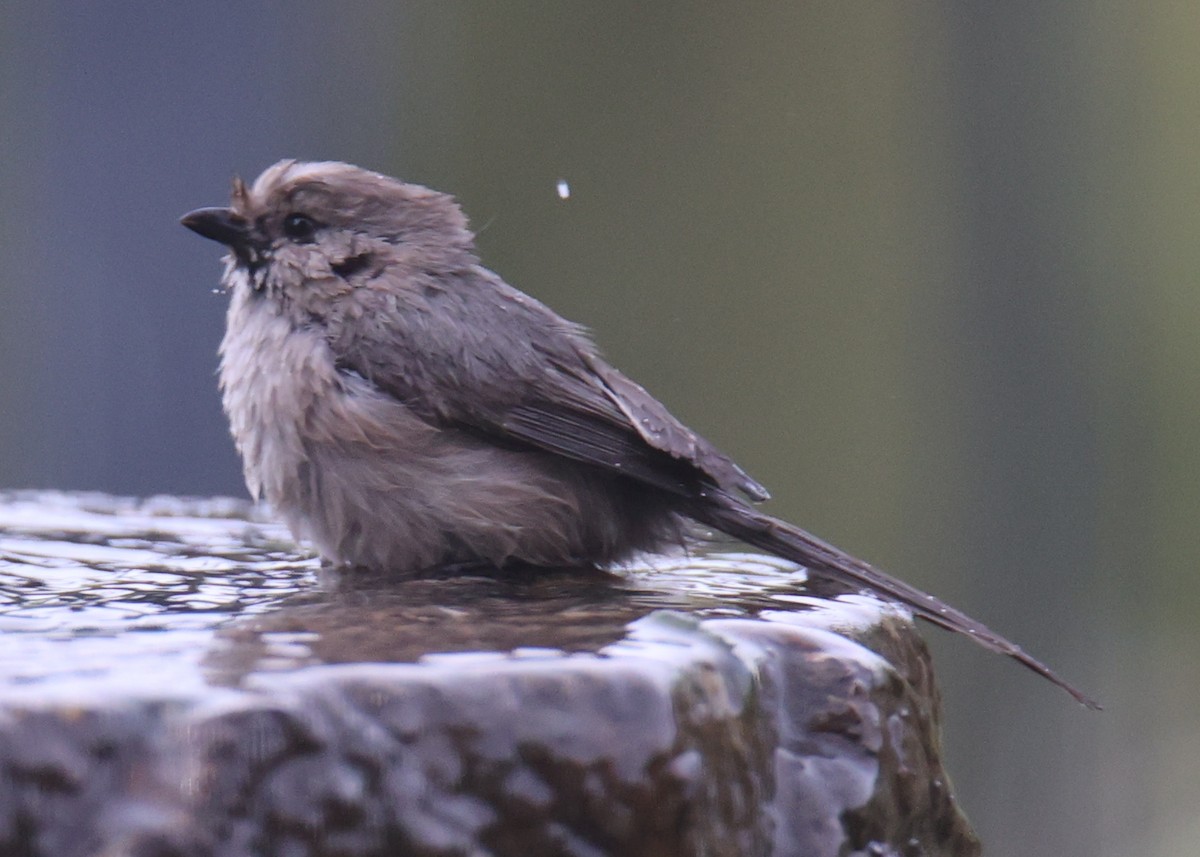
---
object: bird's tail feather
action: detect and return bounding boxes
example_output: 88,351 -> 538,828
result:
690,498 -> 1100,710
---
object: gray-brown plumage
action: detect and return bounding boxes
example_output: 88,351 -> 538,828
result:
182,159 -> 1098,708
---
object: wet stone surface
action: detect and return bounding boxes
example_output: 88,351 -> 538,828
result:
0,491 -> 980,857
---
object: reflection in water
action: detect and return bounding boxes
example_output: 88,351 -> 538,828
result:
0,491 -> 892,695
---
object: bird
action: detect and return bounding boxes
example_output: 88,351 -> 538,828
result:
181,159 -> 1098,709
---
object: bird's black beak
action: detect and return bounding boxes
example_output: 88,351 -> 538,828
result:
180,207 -> 250,248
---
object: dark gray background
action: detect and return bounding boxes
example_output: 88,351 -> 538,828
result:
0,5 -> 1190,855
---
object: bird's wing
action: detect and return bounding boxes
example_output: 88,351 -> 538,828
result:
338,271 -> 769,503
499,349 -> 769,501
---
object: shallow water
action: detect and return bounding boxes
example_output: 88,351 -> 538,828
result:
0,490 -> 896,698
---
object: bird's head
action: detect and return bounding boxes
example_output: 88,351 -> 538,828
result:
182,160 -> 476,326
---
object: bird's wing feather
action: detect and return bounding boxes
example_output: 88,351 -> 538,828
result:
500,397 -> 699,495
583,356 -> 769,501
340,270 -> 768,502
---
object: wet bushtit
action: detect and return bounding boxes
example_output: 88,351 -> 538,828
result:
182,160 -> 1096,708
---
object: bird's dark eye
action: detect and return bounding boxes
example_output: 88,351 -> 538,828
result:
282,213 -> 320,243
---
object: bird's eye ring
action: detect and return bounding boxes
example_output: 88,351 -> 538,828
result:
282,213 -> 320,243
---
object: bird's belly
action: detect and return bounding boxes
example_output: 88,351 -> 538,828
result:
296,413 -> 605,571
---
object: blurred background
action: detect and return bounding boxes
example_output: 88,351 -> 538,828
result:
0,3 -> 1195,855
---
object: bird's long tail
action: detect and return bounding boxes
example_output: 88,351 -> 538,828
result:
689,497 -> 1100,709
